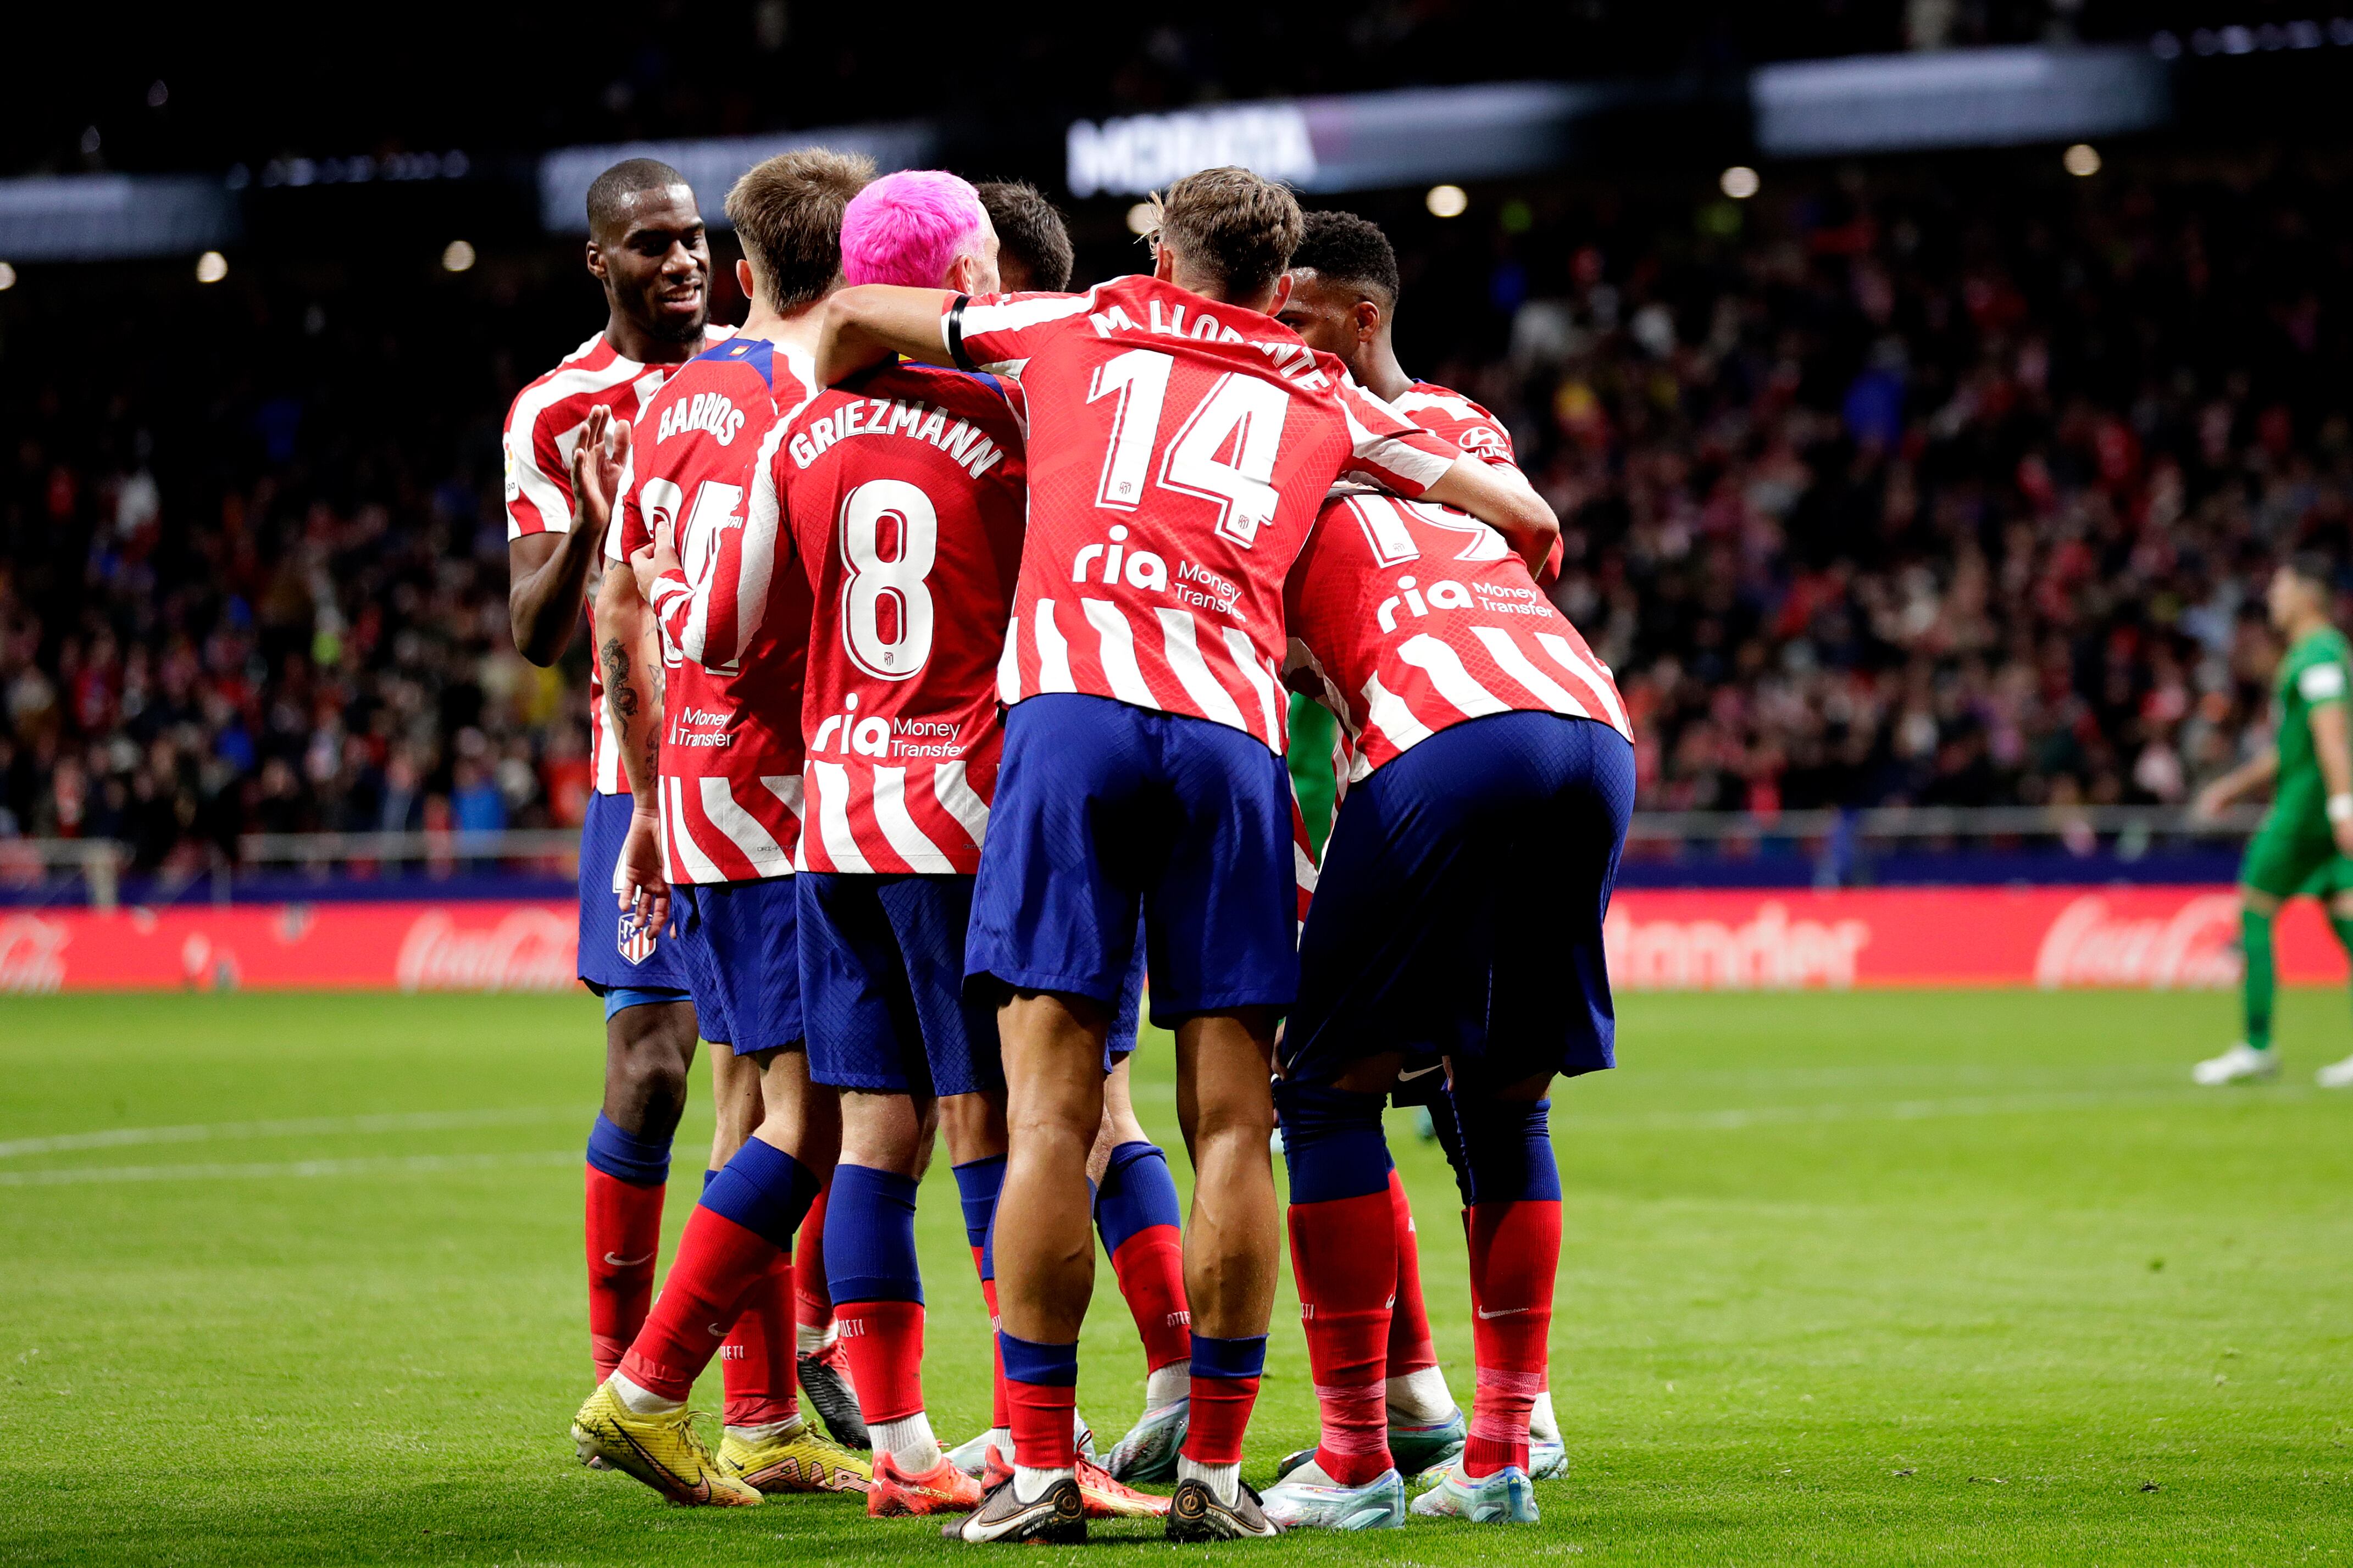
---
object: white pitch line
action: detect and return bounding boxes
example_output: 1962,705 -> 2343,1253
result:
1551,1084 -> 2312,1133
0,1150 -> 580,1188
0,1106 -> 575,1160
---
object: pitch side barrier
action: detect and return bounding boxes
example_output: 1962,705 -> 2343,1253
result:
0,811 -> 2319,993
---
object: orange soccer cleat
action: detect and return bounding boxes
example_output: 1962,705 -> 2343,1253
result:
868,1449 -> 986,1517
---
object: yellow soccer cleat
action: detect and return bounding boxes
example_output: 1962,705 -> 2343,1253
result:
571,1381 -> 763,1507
719,1415 -> 874,1496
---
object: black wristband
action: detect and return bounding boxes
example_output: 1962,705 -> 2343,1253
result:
945,293 -> 975,372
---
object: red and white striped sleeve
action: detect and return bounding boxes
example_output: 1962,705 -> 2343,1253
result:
648,417 -> 795,671
1331,374 -> 1458,499
945,288 -> 1099,380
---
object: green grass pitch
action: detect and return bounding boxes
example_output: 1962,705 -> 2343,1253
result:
3,987 -> 2351,1564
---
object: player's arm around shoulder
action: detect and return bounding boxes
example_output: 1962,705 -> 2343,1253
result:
811,285 -> 961,386
1418,454 -> 1561,581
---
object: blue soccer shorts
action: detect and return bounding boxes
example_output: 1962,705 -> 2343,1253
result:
966,693 -> 1297,1027
673,876 -> 802,1057
806,871 -> 1151,1093
1282,710 -> 1634,1092
576,791 -> 691,998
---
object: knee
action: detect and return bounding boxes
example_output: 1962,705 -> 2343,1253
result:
1450,1091 -> 1561,1205
1187,1080 -> 1277,1151
607,1005 -> 695,1125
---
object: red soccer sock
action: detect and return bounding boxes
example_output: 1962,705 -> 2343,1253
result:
1000,1332 -> 1079,1469
796,1182 -> 835,1347
1109,1224 -> 1192,1375
1383,1170 -> 1439,1382
719,1253 -> 798,1430
585,1165 -> 666,1381
1288,1188 -> 1399,1484
975,1268 -> 1011,1431
1182,1335 -> 1267,1467
617,1205 -> 780,1404
836,1299 -> 926,1425
1462,1198 -> 1561,1477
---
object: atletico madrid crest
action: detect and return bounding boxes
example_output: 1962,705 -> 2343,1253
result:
617,914 -> 660,966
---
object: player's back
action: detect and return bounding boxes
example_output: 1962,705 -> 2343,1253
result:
1286,491 -> 1629,779
779,359 -> 1027,874
952,274 -> 1454,750
617,336 -> 815,883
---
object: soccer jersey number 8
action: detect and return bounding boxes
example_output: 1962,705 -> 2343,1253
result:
839,478 -> 937,681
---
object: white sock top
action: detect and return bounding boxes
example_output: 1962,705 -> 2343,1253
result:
1145,1360 -> 1191,1409
1178,1455 -> 1241,1506
609,1371 -> 684,1417
1386,1365 -> 1458,1425
875,1411 -> 941,1474
1012,1464 -> 1073,1503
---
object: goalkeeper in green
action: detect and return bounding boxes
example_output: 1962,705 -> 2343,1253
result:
2191,552 -> 2353,1086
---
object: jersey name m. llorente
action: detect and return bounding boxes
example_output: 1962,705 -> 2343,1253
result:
503,326 -> 735,798
766,360 -> 1025,876
609,335 -> 814,885
942,275 -> 1459,752
1285,491 -> 1629,779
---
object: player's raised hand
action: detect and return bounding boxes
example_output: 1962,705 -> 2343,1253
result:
568,406 -> 631,539
616,804 -> 670,935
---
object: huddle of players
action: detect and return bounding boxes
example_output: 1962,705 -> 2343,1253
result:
509,148 -> 1634,1541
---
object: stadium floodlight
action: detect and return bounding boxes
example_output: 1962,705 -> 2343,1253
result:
1721,165 -> 1761,199
195,250 -> 227,283
2063,143 -> 2102,177
0,261 -> 15,291
1426,184 -> 1468,218
1125,201 -> 1157,236
442,240 -> 477,273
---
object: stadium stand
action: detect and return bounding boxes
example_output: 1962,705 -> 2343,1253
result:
2,150 -> 2344,884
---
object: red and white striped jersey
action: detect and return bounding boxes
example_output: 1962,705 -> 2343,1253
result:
770,361 -> 1025,875
503,325 -> 734,796
1284,490 -> 1630,780
944,276 -> 1459,753
611,335 -> 814,885
1389,381 -> 1518,472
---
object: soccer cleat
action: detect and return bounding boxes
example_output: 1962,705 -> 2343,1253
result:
1258,1460 -> 1407,1530
1527,1439 -> 1568,1481
985,1442 -> 1168,1519
571,1382 -> 763,1507
941,1474 -> 1087,1544
2318,1053 -> 2353,1088
797,1340 -> 870,1448
1166,1476 -> 1281,1540
718,1416 -> 872,1495
1409,1463 -> 1538,1523
1103,1398 -> 1186,1482
868,1450 -> 984,1516
944,1427 -> 1002,1480
1274,1406 -> 1464,1484
2193,1042 -> 2278,1086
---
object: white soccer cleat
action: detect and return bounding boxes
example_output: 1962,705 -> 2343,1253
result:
1258,1460 -> 1406,1531
2318,1053 -> 2353,1088
1408,1462 -> 1538,1523
2193,1043 -> 2278,1086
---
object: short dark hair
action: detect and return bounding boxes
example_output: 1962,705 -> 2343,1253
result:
2288,549 -> 2338,594
586,158 -> 691,236
976,181 -> 1074,292
1290,210 -> 1400,308
725,148 -> 875,309
1151,167 -> 1303,301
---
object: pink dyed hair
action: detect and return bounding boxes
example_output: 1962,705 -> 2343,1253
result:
841,170 -> 988,288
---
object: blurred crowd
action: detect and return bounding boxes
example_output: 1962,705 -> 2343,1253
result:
2,151 -> 2349,866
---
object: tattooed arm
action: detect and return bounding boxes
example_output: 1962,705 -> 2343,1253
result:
592,517 -> 671,933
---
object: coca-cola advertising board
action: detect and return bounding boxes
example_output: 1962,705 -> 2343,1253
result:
0,888 -> 2338,993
